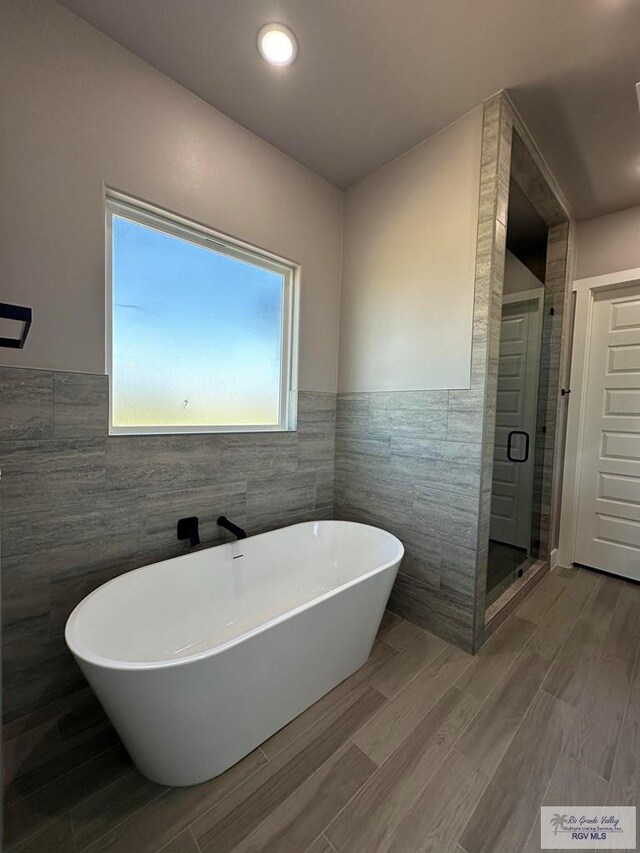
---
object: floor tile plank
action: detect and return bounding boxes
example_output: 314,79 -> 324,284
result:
456,615 -> 535,701
541,618 -> 601,706
326,686 -> 479,852
231,744 -> 376,853
5,746 -> 130,849
192,684 -> 384,853
515,575 -> 568,624
563,652 -> 631,780
459,690 -> 571,853
608,656 -> 640,810
10,815 -> 76,853
558,565 -> 600,605
382,618 -> 424,651
84,747 -> 267,853
71,767 -> 167,851
354,644 -> 472,765
600,581 -> 640,668
368,631 -> 448,698
158,829 -> 200,853
546,753 -> 609,803
522,755 -> 609,853
387,749 -> 488,853
457,650 -> 550,776
375,610 -> 403,643
526,593 -> 583,660
306,834 -> 336,853
261,641 -> 396,759
579,572 -> 622,634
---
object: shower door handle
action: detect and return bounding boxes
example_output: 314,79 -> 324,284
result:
507,430 -> 530,463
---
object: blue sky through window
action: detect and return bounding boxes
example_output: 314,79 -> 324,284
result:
111,215 -> 284,427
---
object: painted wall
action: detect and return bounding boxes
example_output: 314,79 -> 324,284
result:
338,107 -> 483,392
0,0 -> 343,392
575,205 -> 640,279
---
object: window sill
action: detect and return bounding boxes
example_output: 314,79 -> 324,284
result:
108,424 -> 296,437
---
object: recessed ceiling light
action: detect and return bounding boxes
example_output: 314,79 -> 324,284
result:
257,24 -> 297,67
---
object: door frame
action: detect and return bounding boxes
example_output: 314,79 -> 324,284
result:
557,266 -> 640,567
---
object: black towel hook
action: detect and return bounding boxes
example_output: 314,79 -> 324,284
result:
0,303 -> 32,349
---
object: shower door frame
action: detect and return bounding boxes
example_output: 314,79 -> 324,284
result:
470,91 -> 574,649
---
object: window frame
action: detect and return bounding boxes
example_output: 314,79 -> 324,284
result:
105,190 -> 299,436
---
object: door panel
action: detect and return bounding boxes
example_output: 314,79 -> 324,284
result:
612,297 -> 640,329
599,473 -> 640,505
575,284 -> 640,579
608,344 -> 640,373
596,516 -> 640,548
605,389 -> 640,415
602,430 -> 640,462
490,294 -> 543,549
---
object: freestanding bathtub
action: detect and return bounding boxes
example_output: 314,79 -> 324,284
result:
65,520 -> 403,786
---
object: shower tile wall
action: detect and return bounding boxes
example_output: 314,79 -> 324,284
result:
334,391 -> 483,650
0,366 -> 335,798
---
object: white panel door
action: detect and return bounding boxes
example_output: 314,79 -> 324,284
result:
575,284 -> 640,579
490,294 -> 543,549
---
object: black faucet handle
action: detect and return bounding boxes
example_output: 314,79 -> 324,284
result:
217,515 -> 247,540
177,516 -> 200,547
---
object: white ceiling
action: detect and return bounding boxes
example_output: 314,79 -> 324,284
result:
57,0 -> 640,220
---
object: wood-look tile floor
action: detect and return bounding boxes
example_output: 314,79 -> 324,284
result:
6,564 -> 640,853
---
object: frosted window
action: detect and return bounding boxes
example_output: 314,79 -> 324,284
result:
108,204 -> 295,433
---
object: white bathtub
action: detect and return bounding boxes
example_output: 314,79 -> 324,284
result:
65,520 -> 403,786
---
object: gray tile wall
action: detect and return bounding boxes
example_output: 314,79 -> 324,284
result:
0,366 -> 335,796
334,392 -> 483,650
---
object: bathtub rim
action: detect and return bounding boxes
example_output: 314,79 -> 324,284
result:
65,520 -> 404,673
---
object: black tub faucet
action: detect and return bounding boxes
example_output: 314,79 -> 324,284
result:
217,516 -> 247,540
177,516 -> 200,547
